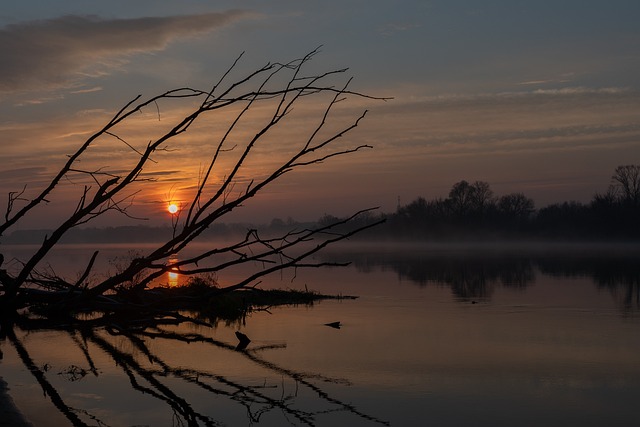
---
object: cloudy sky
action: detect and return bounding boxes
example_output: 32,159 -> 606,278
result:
2,0 -> 640,229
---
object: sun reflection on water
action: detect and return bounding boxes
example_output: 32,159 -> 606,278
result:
167,255 -> 180,287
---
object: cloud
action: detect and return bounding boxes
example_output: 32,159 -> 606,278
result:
69,86 -> 103,94
394,86 -> 632,105
0,11 -> 253,93
350,86 -> 640,166
0,166 -> 47,181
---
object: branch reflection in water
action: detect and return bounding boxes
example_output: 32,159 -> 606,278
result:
1,311 -> 390,427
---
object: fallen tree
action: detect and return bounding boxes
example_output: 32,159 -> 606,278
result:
0,48 -> 385,321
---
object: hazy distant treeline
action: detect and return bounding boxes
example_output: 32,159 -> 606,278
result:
4,165 -> 639,244
374,165 -> 640,240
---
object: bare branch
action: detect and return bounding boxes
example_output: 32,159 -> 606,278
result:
105,131 -> 156,163
1,49 -> 385,313
5,185 -> 27,222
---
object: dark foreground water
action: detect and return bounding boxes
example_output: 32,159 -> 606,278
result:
1,242 -> 640,426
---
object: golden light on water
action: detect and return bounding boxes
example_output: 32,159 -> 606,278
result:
168,255 -> 179,287
168,270 -> 179,287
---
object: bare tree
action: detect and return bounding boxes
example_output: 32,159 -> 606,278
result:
470,180 -> 494,214
610,164 -> 640,206
0,48 -> 386,315
447,180 -> 494,217
447,180 -> 474,216
498,193 -> 535,219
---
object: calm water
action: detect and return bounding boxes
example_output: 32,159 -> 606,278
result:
1,242 -> 640,426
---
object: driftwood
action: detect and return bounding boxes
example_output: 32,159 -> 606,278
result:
0,48 -> 386,324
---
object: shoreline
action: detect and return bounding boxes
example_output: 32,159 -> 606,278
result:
0,377 -> 32,427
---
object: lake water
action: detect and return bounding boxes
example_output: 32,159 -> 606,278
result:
1,242 -> 640,426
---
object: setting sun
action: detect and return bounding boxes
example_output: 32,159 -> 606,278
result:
168,203 -> 178,214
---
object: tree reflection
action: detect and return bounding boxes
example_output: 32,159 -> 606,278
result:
0,314 -> 390,427
537,254 -> 640,314
321,245 -> 640,311
326,249 -> 536,301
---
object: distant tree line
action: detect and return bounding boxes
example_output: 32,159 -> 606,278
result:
4,165 -> 639,244
380,164 -> 640,240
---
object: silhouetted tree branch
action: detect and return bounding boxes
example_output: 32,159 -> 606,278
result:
0,48 -> 387,313
610,164 -> 640,207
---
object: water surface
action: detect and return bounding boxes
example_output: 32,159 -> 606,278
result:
1,242 -> 639,426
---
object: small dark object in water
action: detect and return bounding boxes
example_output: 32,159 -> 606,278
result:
325,321 -> 341,329
235,331 -> 251,350
471,301 -> 478,304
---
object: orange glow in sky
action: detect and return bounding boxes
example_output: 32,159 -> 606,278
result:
168,203 -> 178,214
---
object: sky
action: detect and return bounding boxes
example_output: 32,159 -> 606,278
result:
1,0 -> 640,229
